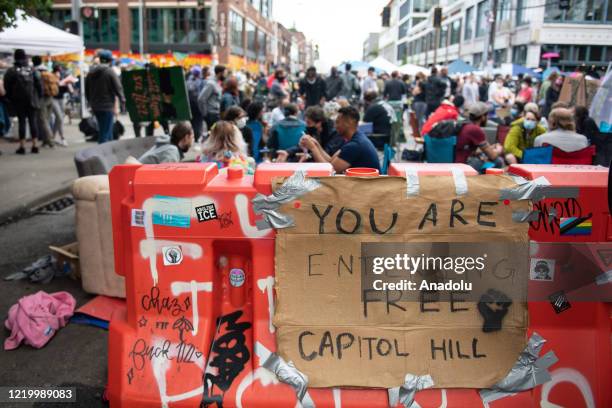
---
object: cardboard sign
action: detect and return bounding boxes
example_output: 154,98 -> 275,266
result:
122,66 -> 191,123
274,175 -> 530,388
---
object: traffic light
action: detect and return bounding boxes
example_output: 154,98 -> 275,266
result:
559,0 -> 570,10
433,8 -> 442,28
64,20 -> 79,35
80,6 -> 99,20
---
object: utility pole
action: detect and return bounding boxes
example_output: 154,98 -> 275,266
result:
142,0 -> 148,55
138,0 -> 144,55
433,27 -> 440,66
71,0 -> 86,118
484,0 -> 498,71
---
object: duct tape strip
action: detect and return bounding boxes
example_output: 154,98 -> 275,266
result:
451,168 -> 468,196
480,332 -> 558,405
512,210 -> 540,223
252,171 -> 321,229
262,353 -> 310,405
596,269 -> 612,285
500,176 -> 579,201
405,168 -> 420,197
388,374 -> 434,408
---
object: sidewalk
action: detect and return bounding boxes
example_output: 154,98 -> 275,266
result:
0,114 -> 134,224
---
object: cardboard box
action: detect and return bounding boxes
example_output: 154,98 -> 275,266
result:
49,242 -> 80,280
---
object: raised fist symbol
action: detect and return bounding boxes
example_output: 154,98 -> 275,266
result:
478,289 -> 512,333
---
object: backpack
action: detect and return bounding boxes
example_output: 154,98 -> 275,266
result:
427,119 -> 468,139
41,71 -> 59,97
186,77 -> 203,104
9,67 -> 39,109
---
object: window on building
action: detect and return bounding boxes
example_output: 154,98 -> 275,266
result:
258,30 -> 267,57
493,48 -> 507,66
246,21 -> 256,57
146,9 -> 176,43
399,21 -> 409,38
464,6 -> 474,40
496,0 -> 510,23
546,0 -> 611,22
606,46 -> 612,62
83,9 -> 118,45
475,0 -> 489,37
512,45 -> 527,65
261,0 -> 270,18
230,11 -> 244,54
412,17 -> 426,27
473,52 -> 483,67
400,0 -> 411,19
439,25 -> 448,48
398,42 -> 408,63
576,45 -> 587,61
428,32 -> 435,51
450,19 -> 461,45
413,0 -> 426,13
251,0 -> 260,13
590,45 -> 603,61
46,10 -> 71,31
516,0 -> 529,25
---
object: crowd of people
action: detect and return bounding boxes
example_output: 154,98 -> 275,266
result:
1,48 -> 607,171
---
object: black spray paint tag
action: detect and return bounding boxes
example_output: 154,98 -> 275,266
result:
549,291 -> 571,314
195,204 -> 218,223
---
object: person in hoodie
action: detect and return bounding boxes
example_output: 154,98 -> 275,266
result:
85,50 -> 126,144
325,66 -> 343,101
299,66 -> 327,108
420,95 -> 465,136
138,122 -> 194,164
503,109 -> 546,164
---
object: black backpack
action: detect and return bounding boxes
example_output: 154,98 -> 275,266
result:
9,67 -> 39,109
428,119 -> 468,139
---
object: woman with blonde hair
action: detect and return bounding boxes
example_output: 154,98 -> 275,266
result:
200,121 -> 254,174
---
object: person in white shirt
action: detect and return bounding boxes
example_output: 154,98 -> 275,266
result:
534,108 -> 589,152
361,67 -> 378,100
462,74 -> 480,105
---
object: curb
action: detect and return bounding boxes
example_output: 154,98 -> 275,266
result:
0,185 -> 72,226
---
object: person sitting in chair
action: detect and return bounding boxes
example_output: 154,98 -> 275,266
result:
534,108 -> 589,152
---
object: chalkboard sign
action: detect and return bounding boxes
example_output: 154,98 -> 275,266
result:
122,66 -> 191,123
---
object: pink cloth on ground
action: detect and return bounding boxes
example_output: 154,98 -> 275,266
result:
4,291 -> 76,350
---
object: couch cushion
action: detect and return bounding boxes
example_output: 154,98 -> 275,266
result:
74,137 -> 156,177
72,175 -> 110,202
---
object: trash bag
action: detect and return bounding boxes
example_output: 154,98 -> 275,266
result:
78,116 -> 98,137
113,120 -> 125,140
4,255 -> 69,284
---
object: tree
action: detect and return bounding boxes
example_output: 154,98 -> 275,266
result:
0,0 -> 53,31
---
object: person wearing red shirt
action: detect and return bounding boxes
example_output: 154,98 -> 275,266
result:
421,95 -> 464,136
517,77 -> 533,103
455,102 -> 501,171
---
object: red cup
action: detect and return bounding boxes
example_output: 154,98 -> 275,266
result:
345,167 -> 380,177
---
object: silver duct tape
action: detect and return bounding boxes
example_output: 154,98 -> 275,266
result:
405,168 -> 420,197
500,176 -> 579,201
480,332 -> 558,404
512,210 -> 541,223
262,353 -> 309,402
451,168 -> 468,196
596,270 -> 612,285
252,171 -> 321,229
548,207 -> 558,223
388,374 -> 434,408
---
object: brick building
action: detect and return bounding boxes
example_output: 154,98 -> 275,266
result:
44,0 -> 278,72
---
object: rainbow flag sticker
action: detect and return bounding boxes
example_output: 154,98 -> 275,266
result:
560,216 -> 592,236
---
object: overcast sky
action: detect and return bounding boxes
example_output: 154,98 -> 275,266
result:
273,0 -> 389,72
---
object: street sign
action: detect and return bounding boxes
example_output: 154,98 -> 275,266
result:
122,66 -> 191,124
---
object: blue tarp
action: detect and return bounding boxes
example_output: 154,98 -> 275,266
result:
447,59 -> 476,74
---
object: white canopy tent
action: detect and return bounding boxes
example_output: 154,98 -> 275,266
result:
0,10 -> 86,116
369,56 -> 399,74
0,11 -> 83,56
398,63 -> 430,76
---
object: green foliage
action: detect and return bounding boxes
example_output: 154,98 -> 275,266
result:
0,0 -> 53,31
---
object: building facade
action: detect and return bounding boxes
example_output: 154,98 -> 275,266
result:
363,33 -> 380,61
44,0 -> 279,72
396,0 -> 612,71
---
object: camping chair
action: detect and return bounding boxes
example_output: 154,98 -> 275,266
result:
409,111 -> 421,141
381,144 -> 396,175
551,145 -> 596,165
275,122 -> 305,151
424,135 -> 456,163
496,125 -> 511,145
246,120 -> 264,163
522,146 -> 553,164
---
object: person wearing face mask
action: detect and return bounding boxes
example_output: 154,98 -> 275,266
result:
517,77 -> 533,103
138,122 -> 194,164
197,65 -> 226,131
224,106 -> 262,161
503,109 -> 546,164
299,66 -> 327,108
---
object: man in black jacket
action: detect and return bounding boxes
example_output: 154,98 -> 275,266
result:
3,49 -> 42,154
423,67 -> 446,117
325,67 -> 343,101
383,71 -> 406,102
299,66 -> 326,107
85,50 -> 126,144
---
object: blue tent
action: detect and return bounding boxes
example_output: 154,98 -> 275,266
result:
339,60 -> 384,75
511,64 -> 541,79
447,59 -> 476,74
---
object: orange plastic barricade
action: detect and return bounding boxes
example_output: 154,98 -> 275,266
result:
107,162 -> 610,408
